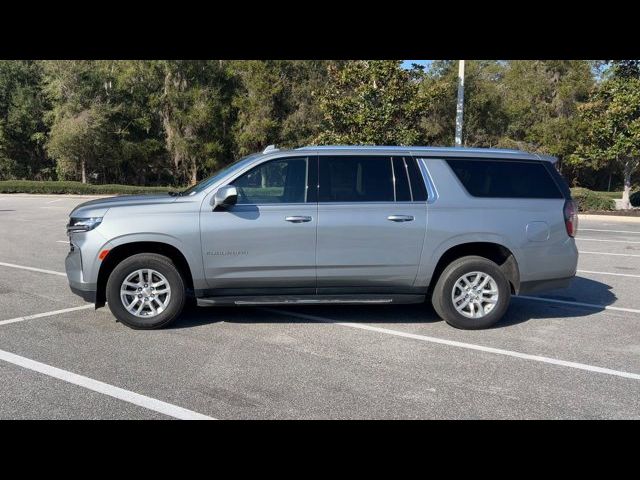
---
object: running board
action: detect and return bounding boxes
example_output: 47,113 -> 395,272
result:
197,294 -> 424,307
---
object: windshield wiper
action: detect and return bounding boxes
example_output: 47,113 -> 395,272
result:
168,191 -> 183,197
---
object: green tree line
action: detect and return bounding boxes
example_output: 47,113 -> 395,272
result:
1,60 -> 638,204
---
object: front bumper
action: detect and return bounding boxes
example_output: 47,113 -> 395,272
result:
65,241 -> 97,303
70,284 -> 97,303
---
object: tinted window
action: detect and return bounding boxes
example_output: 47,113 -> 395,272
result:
232,157 -> 309,204
406,157 -> 428,201
392,157 -> 411,201
446,159 -> 563,199
319,156 -> 394,202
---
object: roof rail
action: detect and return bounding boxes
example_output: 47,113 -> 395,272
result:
263,144 -> 279,154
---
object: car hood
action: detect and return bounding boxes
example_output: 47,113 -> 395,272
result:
70,194 -> 178,218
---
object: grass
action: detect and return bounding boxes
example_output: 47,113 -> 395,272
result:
593,191 -> 623,199
0,180 -> 179,195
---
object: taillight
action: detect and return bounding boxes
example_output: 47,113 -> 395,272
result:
564,199 -> 578,237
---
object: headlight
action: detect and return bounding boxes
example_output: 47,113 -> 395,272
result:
67,217 -> 103,234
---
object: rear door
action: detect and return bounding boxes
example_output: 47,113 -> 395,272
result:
316,155 -> 427,292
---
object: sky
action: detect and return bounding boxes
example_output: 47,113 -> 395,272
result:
401,60 -> 432,70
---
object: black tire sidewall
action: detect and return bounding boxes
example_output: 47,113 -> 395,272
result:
106,253 -> 185,329
432,256 -> 511,330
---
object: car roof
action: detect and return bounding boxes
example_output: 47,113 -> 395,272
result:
289,145 -> 557,162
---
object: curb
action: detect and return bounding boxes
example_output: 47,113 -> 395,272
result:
579,214 -> 640,223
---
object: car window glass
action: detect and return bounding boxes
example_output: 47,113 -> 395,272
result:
392,157 -> 412,201
406,157 -> 428,201
232,157 -> 308,204
446,159 -> 562,199
319,156 -> 394,202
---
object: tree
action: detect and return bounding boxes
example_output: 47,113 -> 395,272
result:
0,61 -> 51,180
315,60 -> 424,145
575,73 -> 640,208
47,106 -> 118,183
499,60 -> 593,170
159,60 -> 235,185
43,60 -> 121,183
230,60 -> 330,155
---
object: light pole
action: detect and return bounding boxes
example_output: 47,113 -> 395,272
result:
455,60 -> 465,147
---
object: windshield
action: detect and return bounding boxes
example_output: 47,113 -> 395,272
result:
180,153 -> 262,196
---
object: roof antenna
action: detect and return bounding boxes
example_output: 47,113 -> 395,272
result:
263,144 -> 279,154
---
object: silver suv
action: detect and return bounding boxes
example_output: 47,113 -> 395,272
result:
65,145 -> 578,330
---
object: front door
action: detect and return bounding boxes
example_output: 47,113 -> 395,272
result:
315,155 -> 427,292
200,155 -> 317,294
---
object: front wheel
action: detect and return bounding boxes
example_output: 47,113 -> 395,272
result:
431,255 -> 511,330
106,253 -> 186,329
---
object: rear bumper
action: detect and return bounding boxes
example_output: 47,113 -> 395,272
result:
518,275 -> 574,295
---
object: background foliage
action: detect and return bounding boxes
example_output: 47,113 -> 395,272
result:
0,60 -> 639,195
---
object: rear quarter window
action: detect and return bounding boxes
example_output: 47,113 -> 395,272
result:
445,159 -> 563,199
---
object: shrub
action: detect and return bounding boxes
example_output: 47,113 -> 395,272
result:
630,190 -> 640,207
0,180 -> 179,195
570,187 -> 616,211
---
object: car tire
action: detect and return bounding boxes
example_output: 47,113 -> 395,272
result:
106,253 -> 186,330
431,255 -> 511,330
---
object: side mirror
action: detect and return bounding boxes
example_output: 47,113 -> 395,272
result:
211,185 -> 238,211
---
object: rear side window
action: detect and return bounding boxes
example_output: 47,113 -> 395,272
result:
446,159 -> 563,199
392,157 -> 411,201
319,156 -> 394,202
406,157 -> 428,201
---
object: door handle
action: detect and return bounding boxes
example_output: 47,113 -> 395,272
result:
285,216 -> 312,223
387,215 -> 414,222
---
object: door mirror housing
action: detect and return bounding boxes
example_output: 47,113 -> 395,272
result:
211,185 -> 238,210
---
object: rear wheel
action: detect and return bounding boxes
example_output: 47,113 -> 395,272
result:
431,255 -> 511,330
106,253 -> 186,329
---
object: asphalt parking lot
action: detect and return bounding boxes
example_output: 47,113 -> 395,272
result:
1,194 -> 639,419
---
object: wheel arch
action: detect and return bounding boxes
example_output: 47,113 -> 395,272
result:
96,241 -> 195,308
428,242 -> 520,295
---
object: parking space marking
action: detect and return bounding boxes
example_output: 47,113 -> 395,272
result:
265,308 -> 640,381
577,237 -> 640,244
0,262 -> 66,276
56,240 -> 68,244
581,228 -> 640,234
579,251 -> 640,258
0,349 -> 215,420
516,295 -> 640,314
0,305 -> 94,327
577,269 -> 640,279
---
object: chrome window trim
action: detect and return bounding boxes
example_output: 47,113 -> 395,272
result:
403,157 -> 414,201
416,158 -> 439,204
390,157 -> 397,202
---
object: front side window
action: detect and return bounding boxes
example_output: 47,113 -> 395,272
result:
231,157 -> 309,204
319,156 -> 395,202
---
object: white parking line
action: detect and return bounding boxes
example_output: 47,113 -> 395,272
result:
46,199 -> 64,204
56,240 -> 69,244
577,269 -> 640,279
577,237 -> 640,244
0,348 -> 215,420
581,228 -> 640,234
579,251 -> 640,258
265,308 -> 640,381
516,295 -> 640,314
0,261 -> 66,276
0,305 -> 94,327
